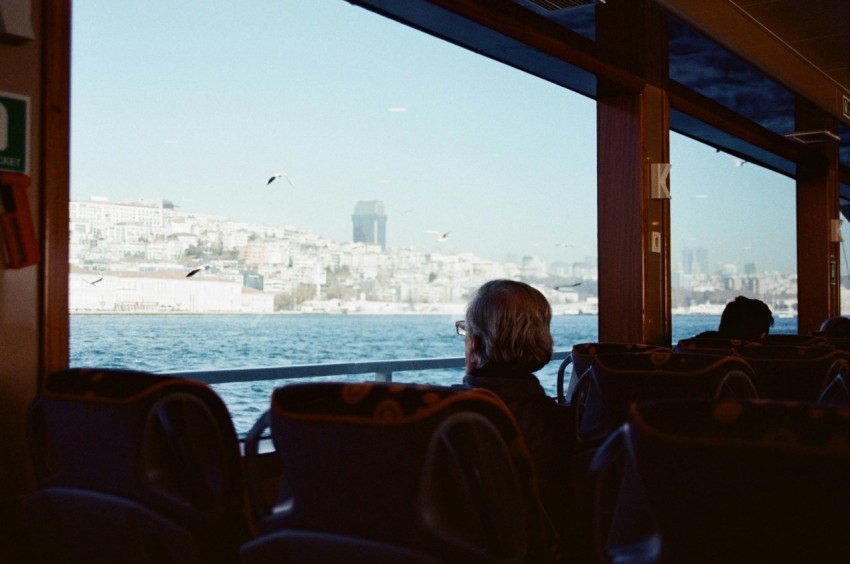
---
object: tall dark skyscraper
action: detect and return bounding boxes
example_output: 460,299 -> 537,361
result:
352,200 -> 387,250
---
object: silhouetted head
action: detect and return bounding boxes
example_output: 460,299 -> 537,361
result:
464,279 -> 553,374
819,316 -> 850,339
718,296 -> 774,341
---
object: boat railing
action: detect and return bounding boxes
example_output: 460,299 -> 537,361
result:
168,350 -> 571,386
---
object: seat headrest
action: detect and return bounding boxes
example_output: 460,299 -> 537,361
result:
262,382 -> 544,560
28,368 -> 243,527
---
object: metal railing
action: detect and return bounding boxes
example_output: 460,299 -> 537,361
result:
169,350 -> 571,386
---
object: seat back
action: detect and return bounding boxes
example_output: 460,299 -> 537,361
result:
574,351 -> 757,444
734,344 -> 850,401
240,530 -> 442,564
613,400 -> 850,562
563,343 -> 672,404
240,529 -> 441,564
763,334 -> 831,347
22,488 -> 199,563
244,381 -> 554,563
24,368 -> 249,563
674,336 -> 746,354
818,362 -> 850,407
824,336 -> 850,354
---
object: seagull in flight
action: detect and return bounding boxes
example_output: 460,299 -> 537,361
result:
554,282 -> 582,290
85,276 -> 103,286
555,242 -> 574,248
425,230 -> 450,243
186,267 -> 206,278
733,159 -> 746,167
267,172 -> 295,186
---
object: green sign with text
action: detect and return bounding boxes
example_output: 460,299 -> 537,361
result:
0,92 -> 29,174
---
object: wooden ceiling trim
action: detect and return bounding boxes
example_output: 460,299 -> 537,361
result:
423,0 -> 646,91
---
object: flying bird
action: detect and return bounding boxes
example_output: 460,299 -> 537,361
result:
267,172 -> 295,186
425,230 -> 450,243
733,159 -> 746,167
554,282 -> 582,290
555,242 -> 574,248
86,276 -> 103,286
186,267 -> 204,278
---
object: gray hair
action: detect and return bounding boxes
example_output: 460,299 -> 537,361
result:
465,279 -> 553,372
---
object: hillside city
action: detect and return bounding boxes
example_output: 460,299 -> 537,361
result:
69,197 -> 806,316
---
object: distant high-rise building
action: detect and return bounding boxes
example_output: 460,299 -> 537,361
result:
683,246 -> 710,275
682,248 -> 694,275
696,247 -> 709,275
352,200 -> 387,250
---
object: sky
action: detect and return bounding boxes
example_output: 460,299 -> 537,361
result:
70,0 -> 816,275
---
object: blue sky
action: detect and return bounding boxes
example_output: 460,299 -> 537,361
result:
71,0 -> 807,275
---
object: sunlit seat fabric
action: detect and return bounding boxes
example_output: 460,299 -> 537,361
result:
243,381 -> 556,563
592,399 -> 850,563
23,367 -> 249,563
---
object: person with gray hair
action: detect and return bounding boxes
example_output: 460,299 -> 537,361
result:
461,278 -> 554,375
458,279 -> 577,556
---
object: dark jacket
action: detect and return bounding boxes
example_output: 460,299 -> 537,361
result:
463,368 -> 574,545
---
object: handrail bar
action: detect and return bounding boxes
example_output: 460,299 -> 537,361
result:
168,350 -> 570,386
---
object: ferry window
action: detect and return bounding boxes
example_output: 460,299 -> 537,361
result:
841,214 -> 850,314
69,1 -> 598,433
670,132 -> 798,337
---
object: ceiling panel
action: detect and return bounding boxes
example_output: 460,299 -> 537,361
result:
730,0 -> 850,91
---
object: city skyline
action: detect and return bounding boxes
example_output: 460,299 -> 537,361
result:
69,192 -> 800,280
68,194 -> 805,317
70,193 -> 790,282
69,1 -> 829,277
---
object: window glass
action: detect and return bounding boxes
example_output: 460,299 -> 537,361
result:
840,214 -> 850,314
69,1 -> 599,432
670,132 -> 798,338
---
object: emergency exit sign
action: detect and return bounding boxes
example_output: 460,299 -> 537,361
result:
0,92 -> 28,174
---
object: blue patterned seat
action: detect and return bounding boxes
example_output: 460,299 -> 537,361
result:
243,381 -> 558,563
23,368 -> 249,563
559,343 -> 672,405
733,343 -> 850,401
573,351 -> 757,444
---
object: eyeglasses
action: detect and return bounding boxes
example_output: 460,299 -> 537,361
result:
455,320 -> 467,336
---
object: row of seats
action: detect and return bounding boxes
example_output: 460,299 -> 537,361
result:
558,340 -> 850,446
17,368 -> 561,563
589,399 -> 850,562
557,339 -> 850,562
676,334 -> 850,401
19,343 -> 850,563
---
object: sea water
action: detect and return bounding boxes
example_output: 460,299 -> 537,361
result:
70,314 -> 798,435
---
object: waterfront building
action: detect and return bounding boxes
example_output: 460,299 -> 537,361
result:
69,270 -> 275,314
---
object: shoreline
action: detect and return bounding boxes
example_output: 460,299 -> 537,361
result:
67,311 -> 759,318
